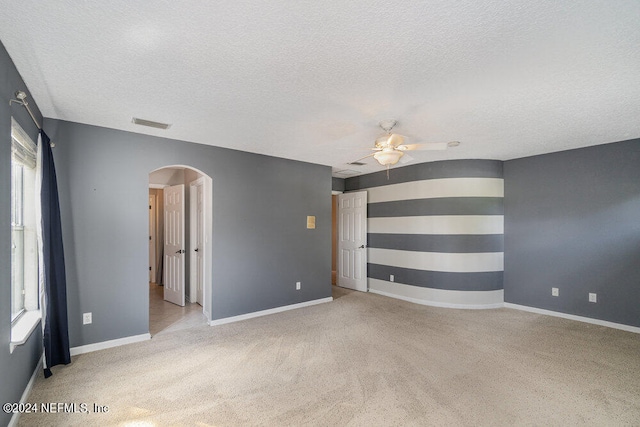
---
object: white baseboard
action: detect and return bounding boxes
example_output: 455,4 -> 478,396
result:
70,333 -> 151,356
9,354 -> 43,427
505,303 -> 640,334
209,297 -> 334,326
368,279 -> 504,309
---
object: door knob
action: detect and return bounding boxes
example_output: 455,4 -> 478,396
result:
175,249 -> 185,254
194,248 -> 199,252
358,245 -> 366,249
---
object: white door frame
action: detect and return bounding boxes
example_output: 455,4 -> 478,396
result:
202,175 -> 212,321
331,191 -> 343,286
337,190 -> 368,292
149,193 -> 157,283
189,177 -> 205,306
149,165 -> 213,323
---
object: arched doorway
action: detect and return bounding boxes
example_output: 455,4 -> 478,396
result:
148,165 -> 213,336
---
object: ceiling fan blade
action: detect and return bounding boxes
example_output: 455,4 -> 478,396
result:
387,133 -> 405,147
348,153 -> 376,164
398,142 -> 448,151
375,133 -> 406,149
399,153 -> 414,164
375,135 -> 390,146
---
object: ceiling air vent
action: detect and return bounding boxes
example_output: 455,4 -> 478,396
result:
349,161 -> 366,166
132,117 -> 172,130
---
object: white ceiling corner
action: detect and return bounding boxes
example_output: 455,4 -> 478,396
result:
0,1 -> 639,177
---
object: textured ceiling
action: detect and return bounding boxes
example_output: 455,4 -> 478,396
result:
1,1 -> 639,176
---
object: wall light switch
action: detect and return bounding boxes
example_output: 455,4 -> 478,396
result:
306,216 -> 316,229
390,275 -> 394,282
552,287 -> 559,297
83,312 -> 92,325
589,293 -> 597,303
296,282 -> 301,290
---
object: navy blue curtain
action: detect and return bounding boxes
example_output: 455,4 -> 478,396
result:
40,130 -> 71,378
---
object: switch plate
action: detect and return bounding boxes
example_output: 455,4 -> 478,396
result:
390,275 -> 394,282
589,293 -> 597,303
552,287 -> 559,297
306,216 -> 316,229
296,282 -> 301,290
83,312 -> 92,325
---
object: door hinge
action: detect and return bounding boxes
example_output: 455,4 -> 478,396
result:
149,205 -> 152,209
149,266 -> 152,271
149,236 -> 152,241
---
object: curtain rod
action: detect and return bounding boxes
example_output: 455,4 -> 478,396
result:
9,90 -> 55,147
9,90 -> 41,129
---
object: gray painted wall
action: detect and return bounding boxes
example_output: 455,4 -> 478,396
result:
0,41 -> 44,427
504,139 -> 640,327
346,159 -> 504,190
345,160 -> 504,294
332,177 -> 345,192
45,119 -> 332,347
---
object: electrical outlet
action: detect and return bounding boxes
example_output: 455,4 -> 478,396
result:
589,293 -> 597,303
83,312 -> 92,325
296,282 -> 301,290
552,287 -> 559,297
390,275 -> 394,282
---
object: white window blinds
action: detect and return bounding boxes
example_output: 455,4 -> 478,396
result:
11,117 -> 37,169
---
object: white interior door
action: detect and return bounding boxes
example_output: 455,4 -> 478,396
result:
338,191 -> 368,292
164,184 -> 185,306
190,178 -> 205,306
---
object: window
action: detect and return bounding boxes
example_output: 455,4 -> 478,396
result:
10,118 -> 40,351
11,159 -> 26,320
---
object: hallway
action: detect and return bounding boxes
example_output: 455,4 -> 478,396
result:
149,282 -> 207,336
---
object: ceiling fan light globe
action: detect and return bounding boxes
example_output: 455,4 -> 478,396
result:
374,149 -> 403,166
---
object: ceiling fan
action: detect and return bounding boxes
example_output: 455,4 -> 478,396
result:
351,119 -> 460,168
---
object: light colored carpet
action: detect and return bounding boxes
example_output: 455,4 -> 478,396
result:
18,287 -> 640,426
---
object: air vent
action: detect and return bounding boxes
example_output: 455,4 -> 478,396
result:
349,161 -> 366,166
132,117 -> 172,130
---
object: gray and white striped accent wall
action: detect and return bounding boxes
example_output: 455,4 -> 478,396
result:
345,160 -> 504,308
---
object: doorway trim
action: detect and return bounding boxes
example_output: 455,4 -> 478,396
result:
331,191 -> 343,285
149,193 -> 157,283
149,165 -> 213,323
337,190 -> 368,292
189,177 -> 205,306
